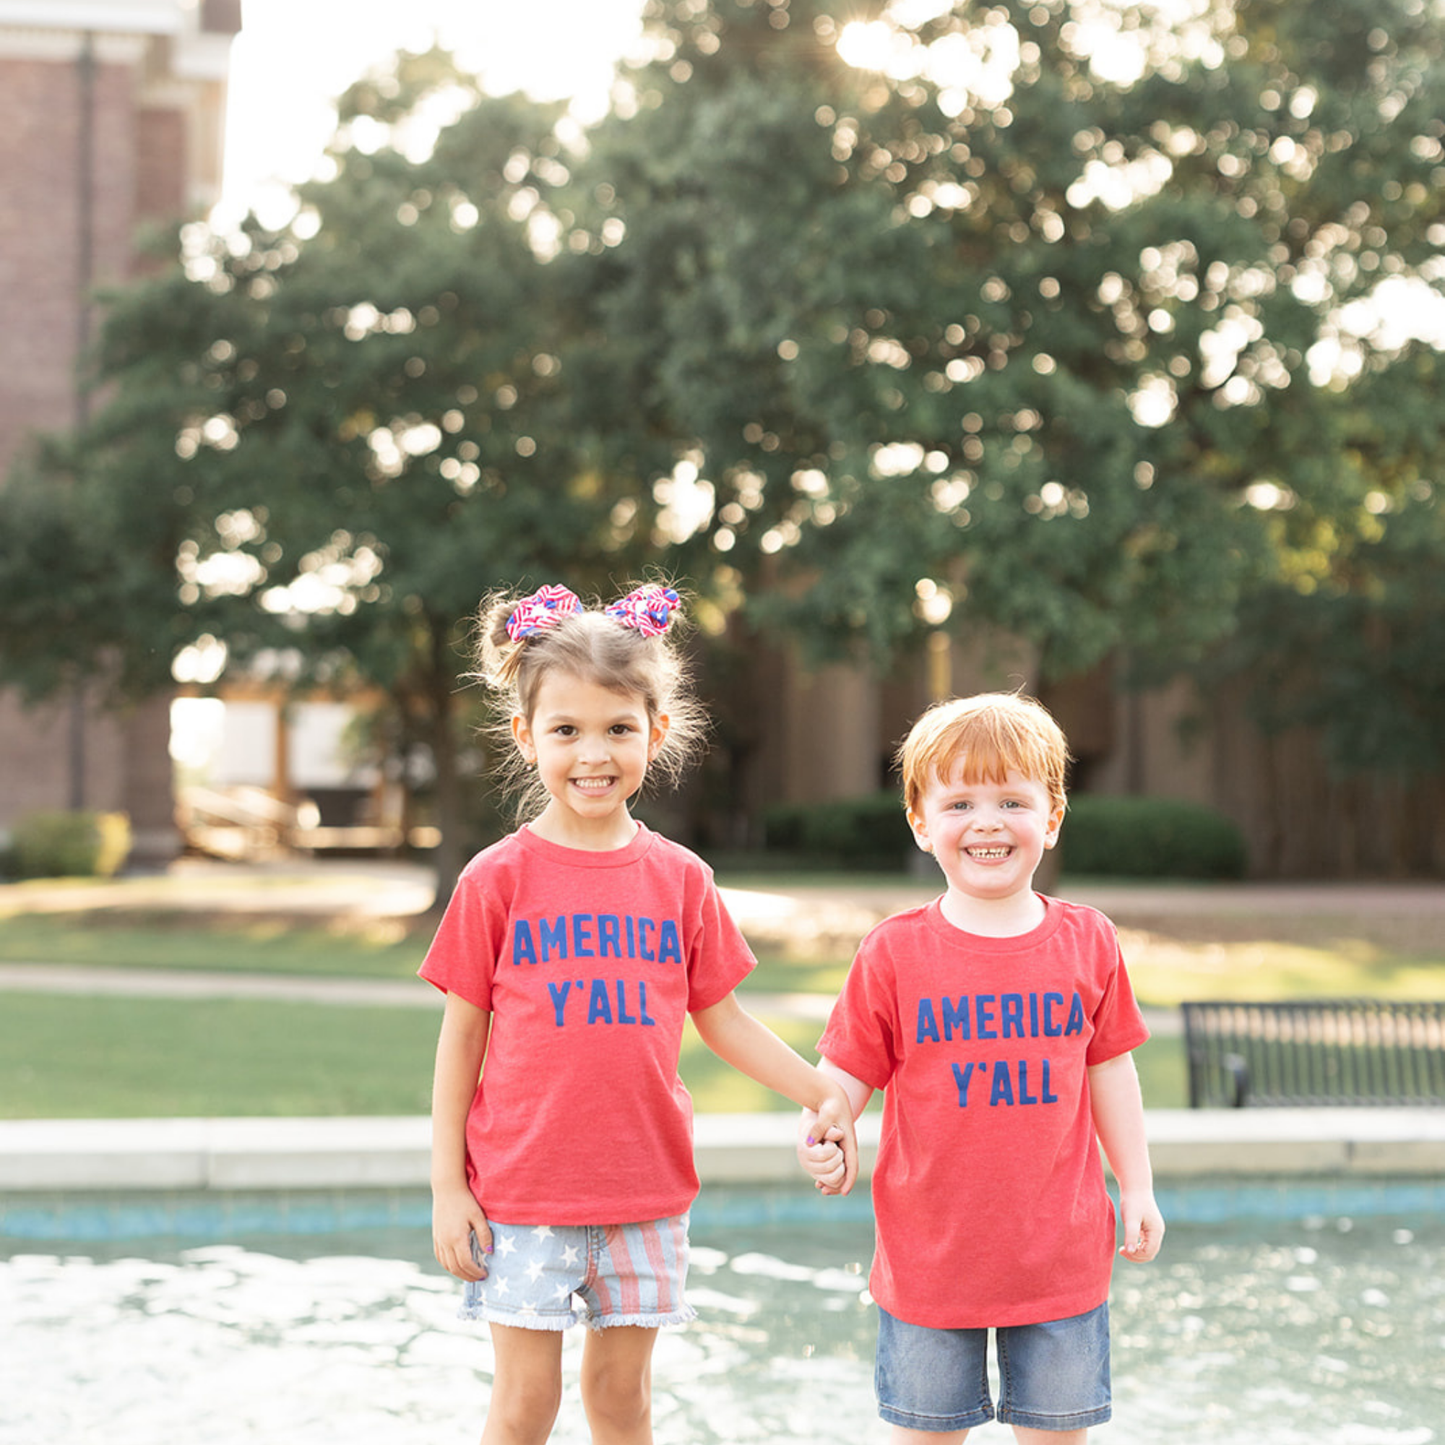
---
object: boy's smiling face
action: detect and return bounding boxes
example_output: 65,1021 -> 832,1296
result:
907,759 -> 1064,909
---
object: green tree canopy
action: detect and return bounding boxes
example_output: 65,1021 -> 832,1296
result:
3,0 -> 1443,885
583,0 -> 1445,764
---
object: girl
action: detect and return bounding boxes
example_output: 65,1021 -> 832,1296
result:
422,582 -> 858,1445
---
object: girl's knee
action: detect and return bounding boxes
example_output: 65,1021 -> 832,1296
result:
580,1341 -> 654,1437
484,1354 -> 563,1444
484,1376 -> 563,1445
581,1362 -> 651,1427
485,1321 -> 565,1436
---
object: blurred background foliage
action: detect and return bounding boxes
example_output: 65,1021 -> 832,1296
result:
1,0 -> 1443,888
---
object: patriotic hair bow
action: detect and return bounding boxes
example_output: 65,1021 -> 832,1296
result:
505,584 -> 582,641
605,585 -> 681,638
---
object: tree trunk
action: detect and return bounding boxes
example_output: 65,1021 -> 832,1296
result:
425,615 -> 465,910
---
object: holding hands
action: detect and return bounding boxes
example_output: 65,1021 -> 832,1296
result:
798,1062 -> 872,1196
798,1091 -> 855,1196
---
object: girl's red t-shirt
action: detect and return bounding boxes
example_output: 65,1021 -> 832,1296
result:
420,824 -> 755,1225
818,896 -> 1149,1328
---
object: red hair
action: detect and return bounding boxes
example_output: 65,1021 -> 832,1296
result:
897,692 -> 1070,816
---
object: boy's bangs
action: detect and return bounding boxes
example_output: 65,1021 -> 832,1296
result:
931,718 -> 1050,789
900,693 -> 1070,811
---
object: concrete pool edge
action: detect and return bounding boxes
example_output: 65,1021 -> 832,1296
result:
1,1108 -> 1443,1193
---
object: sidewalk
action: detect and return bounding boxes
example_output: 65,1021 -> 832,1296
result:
6,854 -> 1443,932
0,856 -> 438,919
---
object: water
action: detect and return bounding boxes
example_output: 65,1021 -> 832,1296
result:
2,1187 -> 1441,1445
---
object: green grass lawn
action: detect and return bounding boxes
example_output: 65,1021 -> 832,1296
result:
0,911 -> 426,977
3,873 -> 1440,1120
0,994 -> 439,1118
0,992 -> 827,1119
1121,934 -> 1445,1007
0,989 -> 1194,1118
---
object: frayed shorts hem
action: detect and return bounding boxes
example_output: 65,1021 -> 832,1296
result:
460,1304 -> 696,1333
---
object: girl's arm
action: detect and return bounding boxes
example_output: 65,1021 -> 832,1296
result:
430,990 -> 493,1281
691,991 -> 860,1193
798,1057 -> 874,1195
1088,1051 -> 1165,1262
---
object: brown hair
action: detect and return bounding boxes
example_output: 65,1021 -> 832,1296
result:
896,691 -> 1071,817
474,584 -> 708,822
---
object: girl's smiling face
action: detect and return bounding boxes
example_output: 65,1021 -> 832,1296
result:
906,760 -> 1064,910
512,671 -> 668,848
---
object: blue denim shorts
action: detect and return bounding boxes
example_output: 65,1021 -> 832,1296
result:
876,1302 -> 1112,1433
461,1215 -> 696,1332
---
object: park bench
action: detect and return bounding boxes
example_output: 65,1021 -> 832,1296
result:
1181,1000 -> 1445,1108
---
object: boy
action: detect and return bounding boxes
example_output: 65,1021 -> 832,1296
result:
800,691 -> 1163,1445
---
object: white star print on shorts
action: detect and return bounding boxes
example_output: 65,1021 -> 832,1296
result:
461,1215 -> 696,1331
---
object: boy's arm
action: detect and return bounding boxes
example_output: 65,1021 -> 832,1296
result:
798,1057 -> 874,1195
430,991 -> 493,1281
691,991 -> 859,1193
1088,1051 -> 1165,1262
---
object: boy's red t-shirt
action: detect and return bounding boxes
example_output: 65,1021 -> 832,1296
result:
818,895 -> 1149,1329
420,825 -> 755,1225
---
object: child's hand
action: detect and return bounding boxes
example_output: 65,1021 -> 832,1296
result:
813,1084 -> 859,1195
1118,1190 -> 1165,1263
433,1184 -> 492,1281
797,1086 -> 858,1196
796,1109 -> 849,1193
797,1112 -> 850,1194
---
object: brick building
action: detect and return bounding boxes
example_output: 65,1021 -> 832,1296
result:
0,0 -> 240,859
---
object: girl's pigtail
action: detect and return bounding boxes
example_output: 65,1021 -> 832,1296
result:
476,592 -> 526,688
480,584 -> 583,686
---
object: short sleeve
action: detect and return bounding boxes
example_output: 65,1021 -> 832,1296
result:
817,929 -> 900,1091
685,872 -> 757,1013
1084,928 -> 1149,1066
417,861 -> 508,1012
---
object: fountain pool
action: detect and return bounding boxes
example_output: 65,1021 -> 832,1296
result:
2,1182 -> 1440,1445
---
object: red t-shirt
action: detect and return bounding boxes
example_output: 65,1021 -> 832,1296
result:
419,824 -> 755,1225
818,895 -> 1149,1329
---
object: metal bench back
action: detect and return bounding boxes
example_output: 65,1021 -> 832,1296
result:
1181,1000 -> 1445,1107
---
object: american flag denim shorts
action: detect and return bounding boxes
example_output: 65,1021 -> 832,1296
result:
461,1214 -> 696,1331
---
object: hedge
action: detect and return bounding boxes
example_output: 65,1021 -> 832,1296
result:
1060,795 -> 1247,880
763,791 -> 913,867
9,810 -> 133,880
761,790 -> 1248,881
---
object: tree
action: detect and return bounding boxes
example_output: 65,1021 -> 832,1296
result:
0,51 -> 691,892
578,0 -> 1445,724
